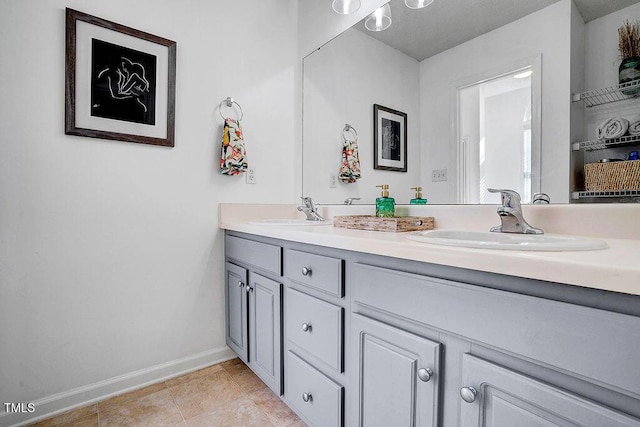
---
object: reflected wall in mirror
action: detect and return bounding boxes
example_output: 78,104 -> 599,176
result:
302,0 -> 640,205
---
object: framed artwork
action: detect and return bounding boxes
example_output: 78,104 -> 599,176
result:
65,8 -> 176,147
373,104 -> 407,172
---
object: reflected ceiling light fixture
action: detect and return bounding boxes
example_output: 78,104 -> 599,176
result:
365,4 -> 392,32
514,70 -> 533,79
332,0 -> 361,15
404,0 -> 434,9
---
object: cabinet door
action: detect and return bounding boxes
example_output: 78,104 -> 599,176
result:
352,314 -> 441,427
225,262 -> 248,363
248,272 -> 282,395
460,354 -> 640,427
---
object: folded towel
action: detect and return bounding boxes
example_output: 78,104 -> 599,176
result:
220,118 -> 247,175
628,115 -> 640,136
339,135 -> 361,183
597,117 -> 629,140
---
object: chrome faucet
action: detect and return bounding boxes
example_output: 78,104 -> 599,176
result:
344,197 -> 361,205
297,197 -> 325,221
488,189 -> 543,234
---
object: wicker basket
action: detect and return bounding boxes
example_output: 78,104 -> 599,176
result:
333,215 -> 434,232
584,160 -> 640,191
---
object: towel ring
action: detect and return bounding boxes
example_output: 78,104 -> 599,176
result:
342,124 -> 358,140
218,97 -> 244,121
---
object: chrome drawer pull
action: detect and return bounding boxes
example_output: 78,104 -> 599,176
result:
417,368 -> 433,382
460,386 -> 477,403
301,266 -> 312,276
301,322 -> 312,332
302,392 -> 312,402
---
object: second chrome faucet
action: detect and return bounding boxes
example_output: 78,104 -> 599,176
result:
488,189 -> 543,234
297,197 -> 325,221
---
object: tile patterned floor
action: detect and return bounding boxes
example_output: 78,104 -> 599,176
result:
30,358 -> 305,427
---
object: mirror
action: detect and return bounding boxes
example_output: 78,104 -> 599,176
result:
302,0 -> 640,205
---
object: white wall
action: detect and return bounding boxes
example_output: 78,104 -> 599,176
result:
0,0 -> 297,424
419,0 -> 573,204
585,2 -> 640,91
303,28 -> 421,205
582,3 -> 640,142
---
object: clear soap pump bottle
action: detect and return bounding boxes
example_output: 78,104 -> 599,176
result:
410,187 -> 428,205
375,184 -> 395,218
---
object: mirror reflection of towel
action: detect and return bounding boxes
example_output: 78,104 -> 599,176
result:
220,118 -> 247,175
597,117 -> 629,140
339,137 -> 361,183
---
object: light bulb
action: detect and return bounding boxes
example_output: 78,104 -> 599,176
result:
405,0 -> 434,9
332,0 -> 361,14
365,4 -> 392,32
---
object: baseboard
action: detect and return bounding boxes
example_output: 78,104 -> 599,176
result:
1,346 -> 236,427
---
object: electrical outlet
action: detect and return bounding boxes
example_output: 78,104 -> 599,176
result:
246,167 -> 257,184
432,169 -> 447,182
329,173 -> 338,188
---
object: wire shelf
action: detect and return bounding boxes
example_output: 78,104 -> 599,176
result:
572,80 -> 640,107
572,134 -> 640,151
572,189 -> 640,199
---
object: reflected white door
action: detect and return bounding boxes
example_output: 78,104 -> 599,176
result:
457,66 -> 539,204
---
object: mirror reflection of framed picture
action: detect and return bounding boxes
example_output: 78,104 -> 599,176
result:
65,8 -> 176,147
373,104 -> 407,172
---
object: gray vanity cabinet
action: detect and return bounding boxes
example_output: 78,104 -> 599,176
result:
224,235 -> 283,395
460,354 -> 640,427
224,231 -> 640,426
351,262 -> 640,426
352,313 -> 441,427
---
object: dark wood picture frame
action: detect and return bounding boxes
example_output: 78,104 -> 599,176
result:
373,104 -> 407,172
65,8 -> 176,147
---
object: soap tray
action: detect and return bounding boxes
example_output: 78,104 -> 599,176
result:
333,215 -> 434,232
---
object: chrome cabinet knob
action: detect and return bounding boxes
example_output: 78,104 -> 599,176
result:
417,368 -> 433,382
302,392 -> 312,402
460,386 -> 477,403
246,284 -> 254,293
301,266 -> 312,276
301,322 -> 312,332
237,281 -> 244,288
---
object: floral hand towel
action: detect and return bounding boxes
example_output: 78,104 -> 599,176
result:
339,136 -> 361,183
220,118 -> 247,175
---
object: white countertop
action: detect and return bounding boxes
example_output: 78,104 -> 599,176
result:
219,204 -> 640,296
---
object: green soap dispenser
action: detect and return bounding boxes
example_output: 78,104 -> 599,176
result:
410,186 -> 428,205
375,184 -> 395,218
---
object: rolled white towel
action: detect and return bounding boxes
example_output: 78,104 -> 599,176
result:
597,117 -> 629,140
628,115 -> 640,136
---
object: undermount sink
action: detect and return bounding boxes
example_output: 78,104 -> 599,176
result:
405,230 -> 608,251
248,219 -> 332,226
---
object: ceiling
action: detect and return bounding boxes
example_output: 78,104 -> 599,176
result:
355,0 -> 640,61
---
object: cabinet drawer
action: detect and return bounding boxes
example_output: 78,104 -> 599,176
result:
285,249 -> 343,297
286,351 -> 343,427
286,288 -> 343,372
226,235 -> 282,276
